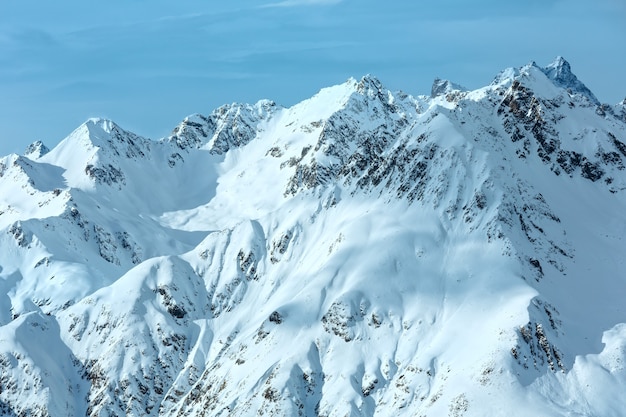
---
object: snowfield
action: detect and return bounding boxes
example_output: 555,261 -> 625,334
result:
0,57 -> 625,416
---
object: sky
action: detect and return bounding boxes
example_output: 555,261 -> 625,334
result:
0,0 -> 624,156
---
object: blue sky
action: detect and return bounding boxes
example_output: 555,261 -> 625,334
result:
1,0 -> 624,156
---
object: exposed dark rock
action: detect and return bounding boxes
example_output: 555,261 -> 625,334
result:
269,311 -> 283,324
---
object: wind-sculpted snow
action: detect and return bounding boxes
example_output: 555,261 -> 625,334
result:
0,57 -> 625,416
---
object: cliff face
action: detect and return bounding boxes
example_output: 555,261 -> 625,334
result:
0,57 -> 625,417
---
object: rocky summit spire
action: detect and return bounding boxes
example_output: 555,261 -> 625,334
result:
24,140 -> 50,159
431,78 -> 466,98
541,56 -> 599,104
545,56 -> 571,79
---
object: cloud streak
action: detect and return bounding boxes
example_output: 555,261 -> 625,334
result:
260,0 -> 342,9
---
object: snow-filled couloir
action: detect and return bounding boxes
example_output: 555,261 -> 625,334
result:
0,57 -> 625,417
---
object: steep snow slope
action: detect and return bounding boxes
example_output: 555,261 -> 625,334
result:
0,57 -> 625,417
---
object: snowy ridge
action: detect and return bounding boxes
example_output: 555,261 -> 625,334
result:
0,57 -> 625,416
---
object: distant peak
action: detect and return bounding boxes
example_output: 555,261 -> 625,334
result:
24,141 -> 50,159
490,67 -> 520,87
547,55 -> 569,68
543,56 -> 572,81
540,56 -> 599,104
255,98 -> 277,111
84,117 -> 118,133
211,100 -> 277,120
431,78 -> 466,98
54,117 -> 150,163
356,74 -> 384,95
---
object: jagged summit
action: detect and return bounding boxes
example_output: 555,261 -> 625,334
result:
85,116 -> 116,132
431,78 -> 466,97
487,57 -> 600,106
23,140 -> 49,159
167,100 -> 279,154
1,58 -> 626,417
355,74 -> 386,95
47,117 -> 149,156
544,55 -> 570,75
540,56 -> 599,104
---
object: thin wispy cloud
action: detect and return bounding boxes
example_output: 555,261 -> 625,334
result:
260,0 -> 342,9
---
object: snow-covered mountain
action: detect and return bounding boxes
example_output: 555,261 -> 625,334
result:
1,57 -> 625,417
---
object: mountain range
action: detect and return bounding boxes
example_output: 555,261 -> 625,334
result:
0,57 -> 625,416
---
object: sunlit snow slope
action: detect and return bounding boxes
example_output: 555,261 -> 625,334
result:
1,57 -> 626,417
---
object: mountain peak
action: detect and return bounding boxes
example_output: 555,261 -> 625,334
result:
168,100 -> 280,154
431,78 -> 466,97
490,66 -> 521,87
24,141 -> 50,159
546,55 -> 570,73
83,117 -> 121,136
356,74 -> 385,96
542,56 -> 574,86
540,56 -> 599,104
